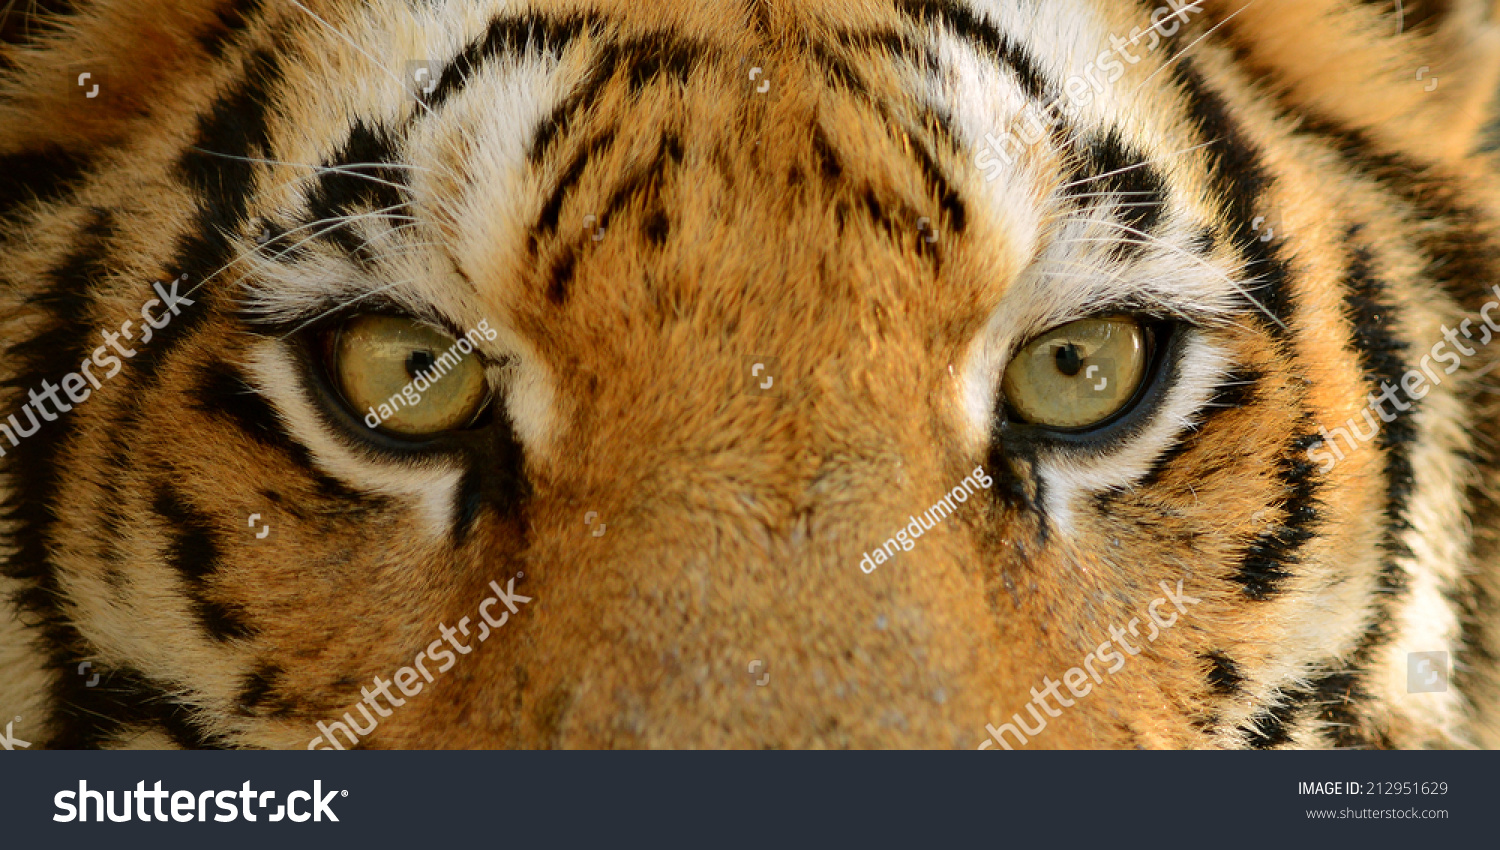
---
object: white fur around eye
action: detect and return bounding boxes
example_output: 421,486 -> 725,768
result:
243,343 -> 466,536
1028,332 -> 1231,531
959,295 -> 1232,531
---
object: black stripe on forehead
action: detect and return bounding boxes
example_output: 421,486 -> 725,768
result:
147,46 -> 285,390
298,119 -> 410,264
540,130 -> 685,305
836,26 -> 939,74
532,128 -> 618,245
1165,60 -> 1296,337
419,10 -> 704,164
799,36 -> 972,238
425,11 -> 602,111
1060,129 -> 1171,257
809,30 -> 941,97
524,32 -> 709,165
890,0 -> 1097,224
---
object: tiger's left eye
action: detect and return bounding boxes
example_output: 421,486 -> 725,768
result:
1001,317 -> 1150,430
328,315 -> 489,438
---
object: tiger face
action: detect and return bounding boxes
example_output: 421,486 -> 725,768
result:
3,0 -> 1500,749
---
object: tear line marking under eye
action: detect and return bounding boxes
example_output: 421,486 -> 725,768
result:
1035,333 -> 1231,532
244,345 -> 465,534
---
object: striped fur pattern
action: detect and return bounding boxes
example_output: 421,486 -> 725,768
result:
2,0 -> 1500,749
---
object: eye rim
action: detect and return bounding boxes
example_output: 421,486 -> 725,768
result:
996,315 -> 1180,448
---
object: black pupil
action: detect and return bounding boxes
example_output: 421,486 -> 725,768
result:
406,349 -> 436,379
1054,343 -> 1084,377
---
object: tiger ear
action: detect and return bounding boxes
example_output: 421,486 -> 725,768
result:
0,0 -> 259,156
1203,0 -> 1500,161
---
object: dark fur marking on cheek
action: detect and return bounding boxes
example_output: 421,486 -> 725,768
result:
1343,235 -> 1417,539
151,484 -> 255,643
1296,229 -> 1417,747
1307,669 -> 1376,749
1136,369 -> 1264,489
1231,430 -> 1324,600
1204,650 -> 1244,696
1289,118 -> 1500,721
1339,233 -> 1414,608
192,358 -> 311,460
1291,116 -> 1500,312
984,438 -> 1046,526
144,48 -> 285,390
0,209 -> 124,748
47,664 -> 231,750
194,357 -> 390,510
237,662 -> 288,715
2,49 -> 279,749
451,406 -> 533,547
1240,685 -> 1304,749
0,146 -> 94,221
453,467 -> 487,547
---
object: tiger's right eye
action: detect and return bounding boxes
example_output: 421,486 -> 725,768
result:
1001,317 -> 1151,431
329,315 -> 489,438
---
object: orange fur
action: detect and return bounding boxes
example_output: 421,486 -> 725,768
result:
1,0 -> 1499,749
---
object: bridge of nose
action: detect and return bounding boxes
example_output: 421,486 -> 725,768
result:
489,357 -> 1020,746
453,27 -> 1050,746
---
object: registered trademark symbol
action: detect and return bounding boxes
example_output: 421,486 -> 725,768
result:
342,790 -> 349,797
